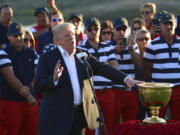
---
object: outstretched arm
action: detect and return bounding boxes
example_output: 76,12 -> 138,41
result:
87,53 -> 142,87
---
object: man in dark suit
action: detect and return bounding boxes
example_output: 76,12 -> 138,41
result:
34,22 -> 140,135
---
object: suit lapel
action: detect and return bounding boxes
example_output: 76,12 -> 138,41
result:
55,49 -> 73,88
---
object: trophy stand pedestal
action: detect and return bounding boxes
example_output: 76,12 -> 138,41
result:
143,106 -> 166,124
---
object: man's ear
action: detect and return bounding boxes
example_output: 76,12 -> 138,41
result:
7,34 -> 11,40
175,21 -> 177,29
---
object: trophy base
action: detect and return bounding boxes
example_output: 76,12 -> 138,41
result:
143,117 -> 166,124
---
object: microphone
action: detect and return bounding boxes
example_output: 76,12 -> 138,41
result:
76,52 -> 88,62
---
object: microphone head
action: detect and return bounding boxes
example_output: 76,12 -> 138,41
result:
76,52 -> 88,60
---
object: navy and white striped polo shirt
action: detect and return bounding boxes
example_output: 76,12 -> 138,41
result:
78,41 -> 116,89
110,39 -> 138,89
0,45 -> 38,101
144,35 -> 180,86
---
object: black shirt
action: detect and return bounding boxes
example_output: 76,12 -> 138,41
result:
0,22 -> 9,47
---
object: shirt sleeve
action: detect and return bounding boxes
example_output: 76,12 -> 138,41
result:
0,50 -> 12,69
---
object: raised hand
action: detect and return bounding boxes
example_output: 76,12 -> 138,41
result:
53,60 -> 64,82
45,0 -> 58,12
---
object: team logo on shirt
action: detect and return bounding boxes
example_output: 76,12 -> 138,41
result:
28,58 -> 32,62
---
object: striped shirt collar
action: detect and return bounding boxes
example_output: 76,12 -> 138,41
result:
159,34 -> 180,45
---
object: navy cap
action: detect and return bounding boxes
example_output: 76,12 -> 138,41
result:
160,12 -> 176,24
34,7 -> 48,16
113,17 -> 128,29
85,17 -> 100,28
155,10 -> 167,20
69,12 -> 83,22
8,21 -> 25,36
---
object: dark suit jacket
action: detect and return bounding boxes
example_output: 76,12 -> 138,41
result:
34,48 -> 127,135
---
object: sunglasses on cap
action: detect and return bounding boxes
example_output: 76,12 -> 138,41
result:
115,26 -> 127,31
141,11 -> 151,15
101,31 -> 113,36
52,18 -> 62,23
24,38 -> 33,43
137,37 -> 149,42
133,27 -> 141,31
87,27 -> 99,32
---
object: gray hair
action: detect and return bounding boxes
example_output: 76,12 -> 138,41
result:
134,28 -> 151,43
53,22 -> 75,43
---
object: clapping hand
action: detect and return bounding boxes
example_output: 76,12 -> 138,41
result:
53,60 -> 64,82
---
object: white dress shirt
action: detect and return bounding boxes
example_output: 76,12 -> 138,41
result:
56,46 -> 82,105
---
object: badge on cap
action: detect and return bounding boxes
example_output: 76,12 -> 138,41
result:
91,18 -> 94,22
16,25 -> 19,29
166,15 -> 169,18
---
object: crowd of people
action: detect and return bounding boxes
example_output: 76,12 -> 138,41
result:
0,0 -> 180,135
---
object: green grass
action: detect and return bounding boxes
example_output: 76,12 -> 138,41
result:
0,0 -> 180,25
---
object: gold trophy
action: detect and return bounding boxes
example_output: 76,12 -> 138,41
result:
137,82 -> 173,124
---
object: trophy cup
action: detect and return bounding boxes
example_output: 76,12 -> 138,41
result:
137,82 -> 174,124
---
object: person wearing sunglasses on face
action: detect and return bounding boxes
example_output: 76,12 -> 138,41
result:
23,30 -> 35,50
100,20 -> 114,43
127,18 -> 146,48
78,17 -> 120,135
135,29 -> 151,59
68,12 -> 87,47
109,17 -> 141,127
37,11 -> 64,55
140,2 -> 156,31
134,29 -> 151,120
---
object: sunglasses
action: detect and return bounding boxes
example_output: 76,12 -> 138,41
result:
115,26 -> 127,31
141,11 -> 151,15
87,27 -> 99,32
133,27 -> 141,31
137,37 -> 149,42
24,38 -> 33,43
52,18 -> 62,23
101,31 -> 113,35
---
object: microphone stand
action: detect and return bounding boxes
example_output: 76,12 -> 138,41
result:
82,58 -> 108,135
